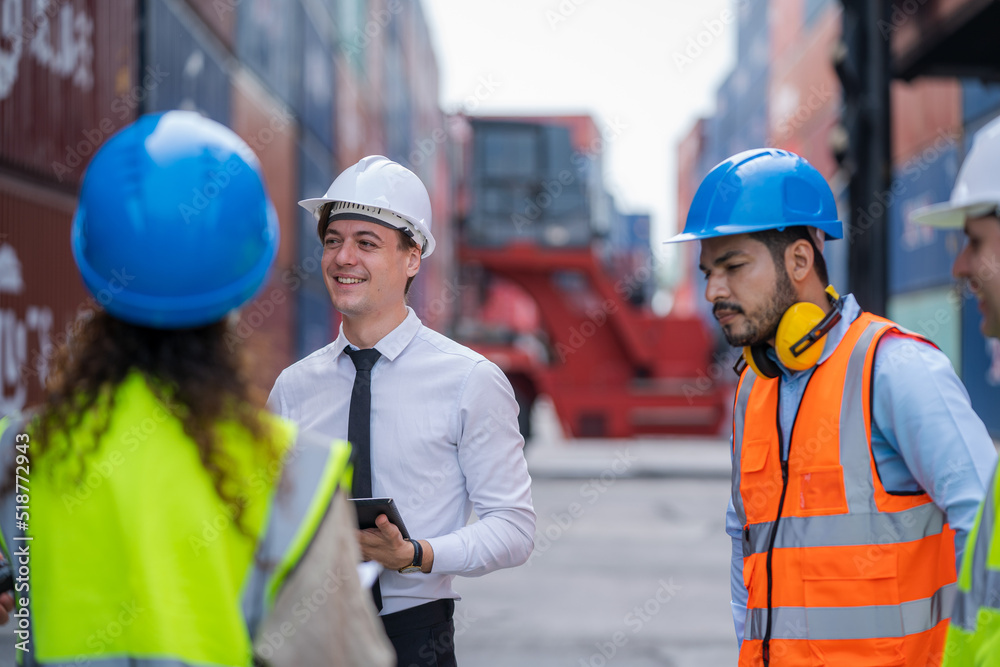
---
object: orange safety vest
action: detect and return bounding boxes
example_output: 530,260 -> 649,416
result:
732,312 -> 957,666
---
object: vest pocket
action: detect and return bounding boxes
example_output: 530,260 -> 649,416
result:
797,465 -> 849,515
801,551 -> 905,665
740,439 -> 781,522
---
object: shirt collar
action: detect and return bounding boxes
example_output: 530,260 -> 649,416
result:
769,293 -> 862,379
331,306 -> 422,362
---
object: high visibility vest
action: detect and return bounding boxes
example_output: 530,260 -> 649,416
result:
0,372 -> 352,666
944,463 -> 1000,667
732,312 -> 957,666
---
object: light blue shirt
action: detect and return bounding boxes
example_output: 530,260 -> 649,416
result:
269,307 -> 536,615
726,294 -> 998,646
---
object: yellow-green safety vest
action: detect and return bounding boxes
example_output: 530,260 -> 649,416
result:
0,372 -> 352,666
944,462 -> 1000,667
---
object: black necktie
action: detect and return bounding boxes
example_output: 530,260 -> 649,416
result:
345,346 -> 382,610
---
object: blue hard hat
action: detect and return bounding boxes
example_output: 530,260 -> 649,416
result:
665,148 -> 843,243
71,111 -> 279,329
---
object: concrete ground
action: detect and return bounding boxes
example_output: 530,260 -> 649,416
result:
453,399 -> 738,667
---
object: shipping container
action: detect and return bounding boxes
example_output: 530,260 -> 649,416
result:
891,78 -> 961,164
294,135 -> 333,359
886,286 -> 962,368
0,178 -> 87,413
229,68 -> 299,387
887,141 -> 964,294
236,0 -> 299,111
187,0 -> 237,50
962,78 -> 1000,125
961,292 -> 1000,438
296,0 -> 335,149
146,0 -> 231,124
0,0 -> 138,186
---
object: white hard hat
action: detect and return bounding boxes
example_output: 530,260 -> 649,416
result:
299,155 -> 436,257
911,115 -> 1000,228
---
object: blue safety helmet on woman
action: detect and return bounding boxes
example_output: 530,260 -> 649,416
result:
71,111 -> 279,329
665,148 -> 843,243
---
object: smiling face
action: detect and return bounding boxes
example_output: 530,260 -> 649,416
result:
954,214 -> 1000,338
699,234 -> 798,347
321,218 -> 420,326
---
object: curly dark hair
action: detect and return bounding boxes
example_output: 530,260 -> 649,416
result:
29,310 -> 283,539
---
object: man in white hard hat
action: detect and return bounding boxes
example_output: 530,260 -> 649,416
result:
912,115 -> 1000,667
269,156 -> 536,667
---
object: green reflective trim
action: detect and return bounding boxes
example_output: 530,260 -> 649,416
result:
22,658 -> 207,667
747,584 -> 955,641
265,439 -> 351,607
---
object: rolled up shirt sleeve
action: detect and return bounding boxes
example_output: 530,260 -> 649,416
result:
426,360 -> 536,576
871,332 -> 998,564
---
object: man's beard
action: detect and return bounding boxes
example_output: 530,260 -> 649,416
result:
718,267 -> 798,347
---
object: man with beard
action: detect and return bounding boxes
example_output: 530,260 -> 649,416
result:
667,149 -> 997,666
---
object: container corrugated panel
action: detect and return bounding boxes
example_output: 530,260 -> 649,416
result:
294,135 -> 333,359
891,78 -> 961,163
236,0 -> 299,110
887,142 -> 964,294
961,292 -> 1000,438
0,0 -> 138,186
296,0 -> 334,149
146,0 -> 231,124
467,120 -> 590,249
229,69 -> 298,380
886,286 -> 961,366
0,179 -> 86,413
186,0 -> 237,50
768,6 -> 839,153
962,78 -> 1000,125
230,70 -> 298,269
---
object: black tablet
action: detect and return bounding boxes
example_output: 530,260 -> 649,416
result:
349,497 -> 410,539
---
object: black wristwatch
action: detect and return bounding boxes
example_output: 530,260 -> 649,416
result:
398,538 -> 422,574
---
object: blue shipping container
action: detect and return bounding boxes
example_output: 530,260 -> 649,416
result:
295,138 -> 333,359
887,142 -> 965,294
961,292 -> 1000,438
962,78 -> 1000,126
145,0 -> 231,123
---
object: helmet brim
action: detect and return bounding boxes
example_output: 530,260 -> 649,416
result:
910,199 -> 997,229
664,220 -> 844,244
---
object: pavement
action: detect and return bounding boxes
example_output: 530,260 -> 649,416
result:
452,399 -> 739,667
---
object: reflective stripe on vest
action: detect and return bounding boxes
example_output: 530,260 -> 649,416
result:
747,584 -> 956,641
952,464 -> 1000,633
733,312 -> 956,664
240,429 -> 352,636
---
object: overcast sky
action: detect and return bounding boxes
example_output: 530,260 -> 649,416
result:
420,0 -> 737,253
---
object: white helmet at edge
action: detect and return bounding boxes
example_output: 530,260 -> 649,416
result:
911,114 -> 1000,228
299,155 -> 436,258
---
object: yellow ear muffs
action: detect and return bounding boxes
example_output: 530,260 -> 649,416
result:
741,344 -> 781,379
736,286 -> 844,378
774,301 -> 828,371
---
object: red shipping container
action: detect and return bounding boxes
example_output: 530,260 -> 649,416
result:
0,178 -> 88,413
0,0 -> 138,186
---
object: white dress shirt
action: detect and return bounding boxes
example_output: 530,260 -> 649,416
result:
268,307 -> 536,614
